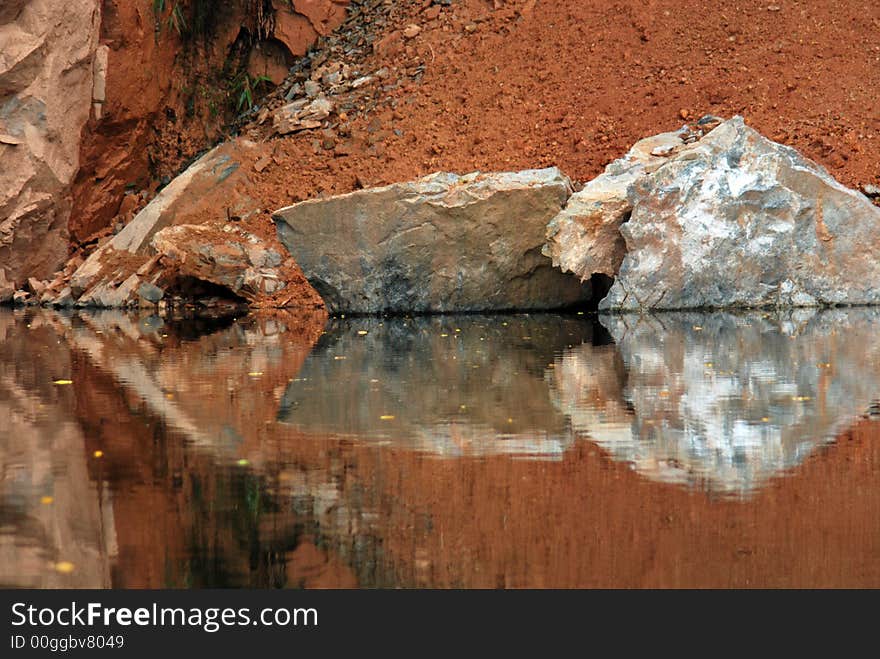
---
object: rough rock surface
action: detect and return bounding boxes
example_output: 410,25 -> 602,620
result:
544,129 -> 687,280
0,0 -> 100,286
57,140 -> 323,310
273,168 -> 592,313
151,224 -> 291,302
68,142 -> 256,299
548,117 -> 880,311
603,117 -> 880,310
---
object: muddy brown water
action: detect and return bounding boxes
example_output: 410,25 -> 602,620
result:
1,307 -> 879,588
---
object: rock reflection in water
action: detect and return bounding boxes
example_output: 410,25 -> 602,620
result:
278,315 -> 598,459
550,309 -> 880,495
2,307 -> 880,588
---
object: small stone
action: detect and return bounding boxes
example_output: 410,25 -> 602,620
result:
679,109 -> 690,120
350,75 -> 374,89
138,282 -> 165,303
12,290 -> 30,306
284,83 -> 303,101
52,287 -> 74,307
304,80 -> 320,98
424,6 -> 442,20
650,144 -> 676,157
403,24 -> 422,39
27,277 -> 46,295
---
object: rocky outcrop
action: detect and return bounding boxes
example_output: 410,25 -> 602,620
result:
0,0 -> 101,288
548,116 -> 880,311
55,140 -> 323,310
273,168 -> 592,313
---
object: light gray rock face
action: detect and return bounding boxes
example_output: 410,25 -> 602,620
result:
595,117 -> 880,310
273,168 -> 591,313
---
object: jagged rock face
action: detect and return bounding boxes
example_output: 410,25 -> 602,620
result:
594,117 -> 880,310
151,224 -> 290,302
59,140 -> 323,309
273,0 -> 350,57
274,168 -> 592,313
543,129 -> 686,280
0,0 -> 100,286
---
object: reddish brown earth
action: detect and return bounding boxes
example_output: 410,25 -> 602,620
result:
68,0 -> 352,247
239,0 -> 880,212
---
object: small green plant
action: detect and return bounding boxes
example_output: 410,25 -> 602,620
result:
231,72 -> 272,113
152,0 -> 187,35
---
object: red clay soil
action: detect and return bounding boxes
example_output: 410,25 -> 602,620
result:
245,0 -> 880,210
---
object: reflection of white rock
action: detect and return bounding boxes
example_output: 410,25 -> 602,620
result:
410,423 -> 573,461
548,309 -> 880,495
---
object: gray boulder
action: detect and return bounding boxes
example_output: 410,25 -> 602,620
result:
273,168 -> 591,313
546,116 -> 880,311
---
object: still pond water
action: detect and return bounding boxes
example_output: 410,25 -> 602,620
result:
1,307 -> 879,587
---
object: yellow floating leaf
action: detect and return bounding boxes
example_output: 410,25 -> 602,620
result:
93,450 -> 103,458
334,356 -> 346,360
379,415 -> 395,421
577,311 -> 585,316
693,326 -> 703,331
165,393 -> 174,399
248,372 -> 264,377
236,458 -> 249,466
55,561 -> 75,574
658,390 -> 670,397
507,418 -> 513,423
761,417 -> 770,422
53,379 -> 73,385
455,328 -> 461,333
40,496 -> 54,505
440,333 -> 448,337
357,330 -> 368,336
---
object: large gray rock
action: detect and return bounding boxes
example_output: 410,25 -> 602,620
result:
273,168 -> 592,313
606,117 -> 880,310
547,116 -> 880,311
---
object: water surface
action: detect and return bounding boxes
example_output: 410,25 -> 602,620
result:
1,307 -> 878,587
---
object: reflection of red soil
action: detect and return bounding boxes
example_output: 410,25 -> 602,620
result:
252,419 -> 880,588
